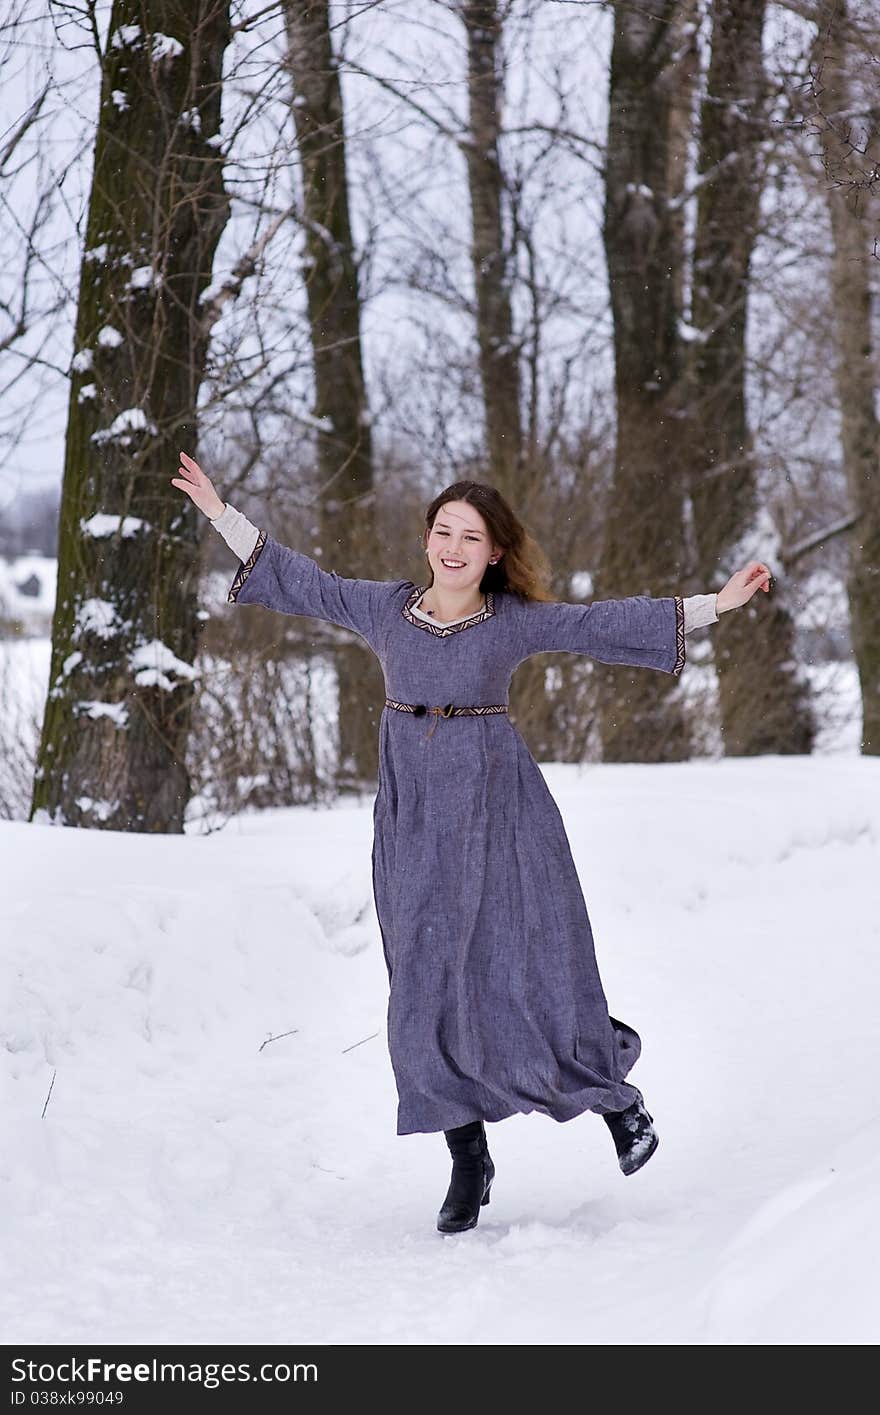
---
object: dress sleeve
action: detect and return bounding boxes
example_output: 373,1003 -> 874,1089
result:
515,593 -> 686,676
226,530 -> 393,650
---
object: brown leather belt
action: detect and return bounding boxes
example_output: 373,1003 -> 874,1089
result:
383,697 -> 509,741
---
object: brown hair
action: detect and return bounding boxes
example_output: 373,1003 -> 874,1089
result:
420,481 -> 556,603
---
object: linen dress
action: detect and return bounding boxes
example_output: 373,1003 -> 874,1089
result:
227,530 -> 686,1136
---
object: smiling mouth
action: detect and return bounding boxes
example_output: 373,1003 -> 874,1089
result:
440,558 -> 467,569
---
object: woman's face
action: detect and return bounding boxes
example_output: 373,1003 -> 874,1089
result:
424,500 -> 502,592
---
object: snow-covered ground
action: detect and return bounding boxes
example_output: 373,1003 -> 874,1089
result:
2,752 -> 879,1345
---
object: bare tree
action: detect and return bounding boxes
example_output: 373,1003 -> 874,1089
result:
810,0 -> 880,754
689,0 -> 814,757
453,2 -> 572,750
283,0 -> 384,789
458,1 -> 523,493
597,0 -> 691,763
30,1 -> 232,830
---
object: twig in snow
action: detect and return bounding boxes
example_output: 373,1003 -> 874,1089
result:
41,1069 -> 57,1119
341,1032 -> 379,1053
259,1028 -> 299,1052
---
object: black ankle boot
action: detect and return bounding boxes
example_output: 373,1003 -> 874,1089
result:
437,1120 -> 495,1233
603,1091 -> 659,1176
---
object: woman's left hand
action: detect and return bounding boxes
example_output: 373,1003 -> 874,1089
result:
717,562 -> 773,614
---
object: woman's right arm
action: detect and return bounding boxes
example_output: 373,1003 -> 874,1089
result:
171,450 -> 395,649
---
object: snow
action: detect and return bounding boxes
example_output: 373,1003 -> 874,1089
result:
74,700 -> 129,727
80,514 -> 149,538
178,107 -> 202,134
76,597 -> 121,638
129,639 -> 198,692
72,795 -> 114,820
151,34 -> 184,63
96,326 -> 124,349
111,25 -> 142,50
678,319 -> 708,344
1,746 -> 879,1343
90,408 -> 158,445
570,569 -> 594,598
128,265 -> 160,291
77,384 -> 97,403
83,247 -> 108,266
71,349 -> 94,373
110,90 -> 129,112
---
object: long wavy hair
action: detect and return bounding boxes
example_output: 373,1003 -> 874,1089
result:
419,481 -> 556,603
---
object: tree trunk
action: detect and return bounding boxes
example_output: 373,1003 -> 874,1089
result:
30,1 -> 231,832
459,2 -> 523,496
597,0 -> 691,763
457,2 -> 560,754
689,0 -> 814,757
811,0 -> 880,754
667,0 -> 700,326
283,0 -> 382,791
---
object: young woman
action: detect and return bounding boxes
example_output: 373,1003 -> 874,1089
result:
172,449 -> 772,1235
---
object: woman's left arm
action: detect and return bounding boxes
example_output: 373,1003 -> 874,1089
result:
514,562 -> 773,676
515,593 -> 688,674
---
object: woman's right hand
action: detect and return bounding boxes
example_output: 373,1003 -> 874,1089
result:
171,450 -> 226,520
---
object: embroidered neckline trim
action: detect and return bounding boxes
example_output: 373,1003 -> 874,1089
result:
411,589 -> 487,626
402,584 -> 495,636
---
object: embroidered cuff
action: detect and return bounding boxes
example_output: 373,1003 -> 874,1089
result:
673,595 -> 686,675
227,528 -> 267,603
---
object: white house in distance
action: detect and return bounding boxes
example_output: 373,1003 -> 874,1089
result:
0,553 -> 57,635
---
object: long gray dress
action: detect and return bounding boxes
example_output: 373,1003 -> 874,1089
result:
228,531 -> 686,1136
